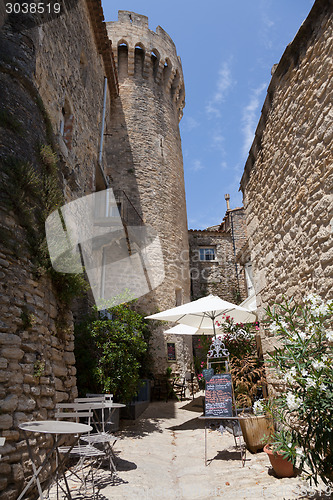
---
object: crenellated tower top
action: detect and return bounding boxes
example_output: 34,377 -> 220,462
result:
106,11 -> 185,121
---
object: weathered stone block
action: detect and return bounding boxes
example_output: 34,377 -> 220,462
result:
0,394 -> 18,413
0,348 -> 24,361
0,414 -> 13,430
0,333 -> 21,345
17,397 -> 36,412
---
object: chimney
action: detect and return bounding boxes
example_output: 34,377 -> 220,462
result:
224,193 -> 230,211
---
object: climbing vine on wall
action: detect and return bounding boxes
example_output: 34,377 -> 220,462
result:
0,144 -> 88,304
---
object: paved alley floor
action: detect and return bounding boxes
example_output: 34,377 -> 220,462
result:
49,395 -> 332,500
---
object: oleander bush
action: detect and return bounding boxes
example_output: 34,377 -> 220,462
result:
262,294 -> 333,486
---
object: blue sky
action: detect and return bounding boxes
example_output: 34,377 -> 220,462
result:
101,0 -> 315,229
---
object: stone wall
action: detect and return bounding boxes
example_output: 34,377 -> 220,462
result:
240,0 -> 333,377
189,208 -> 248,304
0,1 -> 116,497
105,12 -> 192,376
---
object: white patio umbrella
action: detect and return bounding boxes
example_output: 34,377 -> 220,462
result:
163,324 -> 215,336
146,294 -> 256,338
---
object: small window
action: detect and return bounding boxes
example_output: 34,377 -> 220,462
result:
60,99 -> 74,150
175,288 -> 182,306
199,247 -> 216,261
167,342 -> 176,361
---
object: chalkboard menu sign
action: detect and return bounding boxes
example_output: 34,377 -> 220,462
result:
205,374 -> 233,417
167,342 -> 176,361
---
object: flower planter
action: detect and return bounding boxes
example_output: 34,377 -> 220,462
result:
264,445 -> 295,478
239,415 -> 274,453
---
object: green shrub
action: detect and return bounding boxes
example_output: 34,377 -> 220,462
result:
74,302 -> 152,402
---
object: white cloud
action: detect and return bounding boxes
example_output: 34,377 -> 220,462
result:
259,0 -> 275,49
206,62 -> 233,118
241,83 -> 267,157
181,116 -> 199,132
211,131 -> 225,153
191,159 -> 205,172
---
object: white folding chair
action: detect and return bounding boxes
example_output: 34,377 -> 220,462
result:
55,403 -> 107,496
74,396 -> 117,473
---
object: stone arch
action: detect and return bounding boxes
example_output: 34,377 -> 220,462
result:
151,48 -> 160,81
171,69 -> 180,98
134,43 -> 145,77
117,39 -> 128,78
163,57 -> 172,86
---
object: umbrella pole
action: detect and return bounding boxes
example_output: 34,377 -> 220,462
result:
212,315 -> 217,339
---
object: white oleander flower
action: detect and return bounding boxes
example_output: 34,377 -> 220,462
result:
301,369 -> 309,377
305,378 -> 316,390
326,330 -> 333,342
319,383 -> 327,391
309,300 -> 329,317
280,320 -> 289,330
253,400 -> 264,416
284,367 -> 297,384
286,392 -> 302,411
269,321 -> 280,334
312,360 -> 325,370
306,294 -> 322,306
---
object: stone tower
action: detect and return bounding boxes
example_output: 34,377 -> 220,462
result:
105,11 -> 192,374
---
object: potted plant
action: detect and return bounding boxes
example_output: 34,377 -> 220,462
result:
263,429 -> 295,478
263,294 -> 333,486
239,398 -> 274,454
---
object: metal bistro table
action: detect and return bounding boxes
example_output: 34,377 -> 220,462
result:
198,415 -> 246,467
88,401 -> 126,432
18,420 -> 92,500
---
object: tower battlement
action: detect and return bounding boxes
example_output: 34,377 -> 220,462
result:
106,11 -> 185,120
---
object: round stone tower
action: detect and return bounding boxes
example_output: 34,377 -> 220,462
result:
105,11 -> 192,375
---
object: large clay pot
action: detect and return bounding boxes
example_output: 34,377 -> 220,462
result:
239,415 -> 274,453
264,445 -> 295,478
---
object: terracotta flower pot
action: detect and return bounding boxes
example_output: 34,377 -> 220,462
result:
264,445 -> 295,478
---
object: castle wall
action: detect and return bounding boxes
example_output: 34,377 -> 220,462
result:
0,1 -> 116,497
240,0 -> 333,383
105,12 -> 192,376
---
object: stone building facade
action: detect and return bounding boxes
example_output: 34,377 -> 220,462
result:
240,0 -> 333,383
188,207 -> 248,304
0,4 -> 191,496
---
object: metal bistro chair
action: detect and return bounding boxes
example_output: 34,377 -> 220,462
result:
172,372 -> 194,401
55,403 -> 107,496
74,396 -> 117,473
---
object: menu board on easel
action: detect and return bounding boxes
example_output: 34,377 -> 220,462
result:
205,374 -> 233,417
